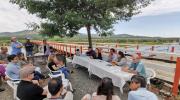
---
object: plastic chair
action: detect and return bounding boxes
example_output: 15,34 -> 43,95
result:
146,68 -> 156,85
5,72 -> 20,100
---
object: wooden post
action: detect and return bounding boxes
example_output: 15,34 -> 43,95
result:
58,44 -> 60,51
63,45 -> 65,52
75,46 -> 77,55
115,44 -> 118,48
60,44 -> 61,51
152,46 -> 154,51
66,45 -> 68,57
170,46 -> 175,61
70,45 -> 72,57
137,45 -> 139,50
172,57 -> 180,96
80,46 -> 83,54
171,46 -> 175,52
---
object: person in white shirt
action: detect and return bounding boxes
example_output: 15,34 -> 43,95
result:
128,75 -> 158,100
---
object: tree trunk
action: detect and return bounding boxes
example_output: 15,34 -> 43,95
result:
86,24 -> 92,48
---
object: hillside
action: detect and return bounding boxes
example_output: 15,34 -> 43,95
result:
0,30 -> 42,39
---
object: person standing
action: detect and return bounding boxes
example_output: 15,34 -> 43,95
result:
11,37 -> 23,55
42,39 -> 50,55
24,38 -> 34,57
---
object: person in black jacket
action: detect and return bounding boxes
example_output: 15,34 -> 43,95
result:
17,65 -> 47,100
86,47 -> 96,59
24,39 -> 34,57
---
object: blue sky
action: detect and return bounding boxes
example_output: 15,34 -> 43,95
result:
0,0 -> 180,37
114,12 -> 180,37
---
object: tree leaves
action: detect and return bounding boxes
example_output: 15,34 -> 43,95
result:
10,0 -> 153,37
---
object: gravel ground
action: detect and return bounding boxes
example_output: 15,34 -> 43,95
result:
69,64 -> 128,100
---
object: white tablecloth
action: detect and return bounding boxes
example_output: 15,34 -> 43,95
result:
72,56 -> 91,71
72,56 -> 133,93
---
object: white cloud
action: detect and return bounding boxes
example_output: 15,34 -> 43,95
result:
137,0 -> 180,17
0,0 -> 180,33
0,0 -> 41,32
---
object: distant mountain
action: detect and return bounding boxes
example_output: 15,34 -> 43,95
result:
0,30 -> 41,39
76,33 -> 156,39
0,30 -> 162,39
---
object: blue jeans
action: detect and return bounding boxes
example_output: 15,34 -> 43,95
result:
26,51 -> 33,56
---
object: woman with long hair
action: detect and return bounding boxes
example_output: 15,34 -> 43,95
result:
81,77 -> 121,100
114,51 -> 127,67
95,48 -> 102,60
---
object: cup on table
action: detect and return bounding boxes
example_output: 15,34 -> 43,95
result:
111,61 -> 116,66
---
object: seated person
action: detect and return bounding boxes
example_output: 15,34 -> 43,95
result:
53,54 -> 69,79
17,66 -> 47,100
0,47 -> 8,92
6,55 -> 44,80
95,48 -> 102,60
122,54 -> 146,77
0,64 -> 6,92
86,47 -> 96,59
81,77 -> 121,100
17,52 -> 28,67
114,51 -> 127,67
47,77 -> 73,100
49,46 -> 56,55
0,46 -> 9,64
107,48 -> 118,62
128,75 -> 158,100
48,54 -> 59,71
75,49 -> 81,56
6,55 -> 20,79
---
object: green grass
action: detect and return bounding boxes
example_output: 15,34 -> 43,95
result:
0,35 -> 172,46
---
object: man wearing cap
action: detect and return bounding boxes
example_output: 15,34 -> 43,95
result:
11,37 -> 23,55
17,65 -> 47,100
24,38 -> 34,56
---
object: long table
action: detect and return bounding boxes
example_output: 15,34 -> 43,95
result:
72,55 -> 133,93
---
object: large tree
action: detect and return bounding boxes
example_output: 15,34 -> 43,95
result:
10,0 -> 153,47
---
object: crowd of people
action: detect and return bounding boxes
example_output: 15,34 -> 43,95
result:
0,37 -> 158,100
85,46 -> 146,78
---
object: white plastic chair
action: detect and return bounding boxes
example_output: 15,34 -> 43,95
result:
66,58 -> 72,63
146,68 -> 156,85
5,72 -> 20,100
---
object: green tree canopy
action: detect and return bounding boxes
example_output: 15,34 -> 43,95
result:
10,0 -> 153,47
